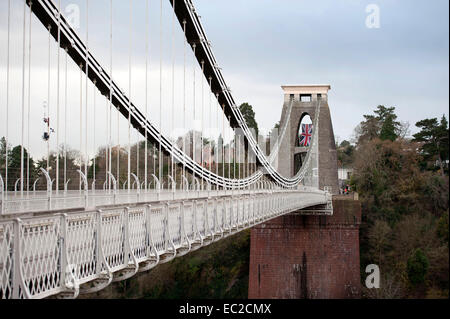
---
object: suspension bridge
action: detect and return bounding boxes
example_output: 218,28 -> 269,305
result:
0,0 -> 338,299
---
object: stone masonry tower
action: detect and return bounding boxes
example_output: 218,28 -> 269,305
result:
277,85 -> 339,194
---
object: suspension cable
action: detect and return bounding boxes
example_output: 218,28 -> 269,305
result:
79,62 -> 82,190
47,25 -> 51,172
64,48 -> 67,191
27,0 -> 33,195
215,93 -> 219,184
228,116 -> 231,181
136,119 -> 139,185
109,0 -> 114,188
134,0 -> 138,187
127,0 -> 132,193
117,106 -> 120,186
144,0 -> 149,191
192,43 -> 196,186
85,0 -> 89,178
223,105 -> 226,184
208,76 -> 212,180
32,0 -> 307,189
159,0 -> 163,187
5,0 -> 10,197
93,79 -> 96,185
238,135 -> 241,181
233,127 -> 236,181
200,60 -> 204,189
20,0 -> 27,196
182,19 -> 187,188
55,0 -> 61,193
171,0 -> 175,186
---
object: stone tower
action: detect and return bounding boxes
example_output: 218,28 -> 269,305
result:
276,85 -> 339,194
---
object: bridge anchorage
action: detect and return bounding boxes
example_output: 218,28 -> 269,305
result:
0,0 -> 336,299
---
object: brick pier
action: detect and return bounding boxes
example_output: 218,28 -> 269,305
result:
248,196 -> 361,299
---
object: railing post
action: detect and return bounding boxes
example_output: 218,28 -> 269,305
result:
237,197 -> 241,228
64,178 -> 70,195
151,174 -> 160,201
40,168 -> 52,210
144,204 -> 152,255
12,218 -> 22,299
14,178 -> 21,196
168,175 -> 176,200
59,213 -> 68,291
180,201 -> 188,249
124,208 -> 130,266
0,174 -> 4,215
192,200 -> 198,243
193,177 -> 200,198
131,173 -> 140,202
212,199 -> 217,236
220,198 -> 226,235
164,203 -> 169,252
33,177 -> 40,196
182,176 -> 189,193
77,170 -> 88,209
95,210 -> 102,276
91,179 -> 96,195
106,172 -> 117,205
253,196 -> 258,223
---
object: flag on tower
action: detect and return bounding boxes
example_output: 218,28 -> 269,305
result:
299,124 -> 313,147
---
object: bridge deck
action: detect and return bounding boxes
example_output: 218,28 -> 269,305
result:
0,189 -> 331,299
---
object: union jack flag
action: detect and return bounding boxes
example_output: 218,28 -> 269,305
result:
299,124 -> 313,147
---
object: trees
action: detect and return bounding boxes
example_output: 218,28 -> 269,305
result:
351,106 -> 449,298
355,105 -> 402,144
0,137 -> 11,172
3,144 -> 35,191
413,115 -> 449,175
407,248 -> 429,286
337,140 -> 355,167
374,105 -> 401,141
239,103 -> 258,137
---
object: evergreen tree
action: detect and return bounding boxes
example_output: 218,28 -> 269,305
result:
407,248 -> 429,286
239,103 -> 258,137
7,145 -> 35,191
0,137 -> 12,172
413,115 -> 449,175
356,105 -> 401,144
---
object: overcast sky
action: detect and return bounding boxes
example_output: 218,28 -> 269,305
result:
0,0 -> 448,160
193,0 -> 449,142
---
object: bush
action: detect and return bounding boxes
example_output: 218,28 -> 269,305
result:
407,249 -> 429,286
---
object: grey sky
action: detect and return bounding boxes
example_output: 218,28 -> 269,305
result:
0,0 -> 448,160
194,0 -> 449,141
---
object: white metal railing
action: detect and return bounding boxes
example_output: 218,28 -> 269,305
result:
1,185 -> 292,216
0,189 -> 330,299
